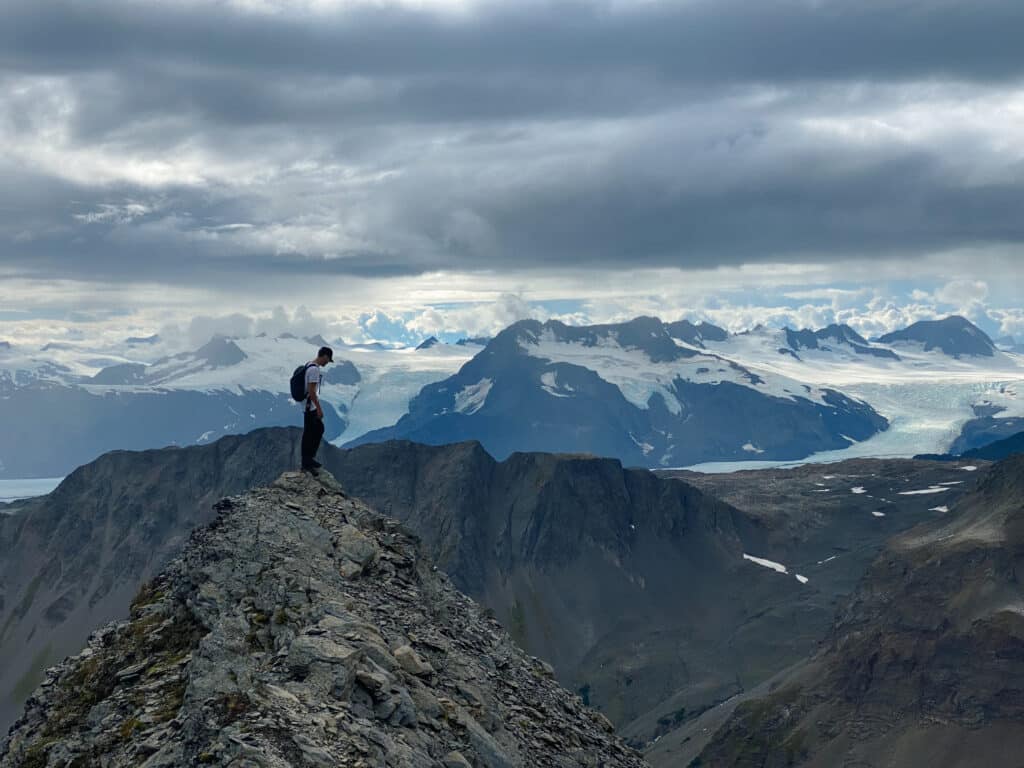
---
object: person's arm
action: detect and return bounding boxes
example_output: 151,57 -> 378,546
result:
307,381 -> 323,419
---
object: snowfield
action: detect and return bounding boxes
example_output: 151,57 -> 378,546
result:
0,335 -> 474,446
701,330 -> 1024,461
528,329 -> 840,414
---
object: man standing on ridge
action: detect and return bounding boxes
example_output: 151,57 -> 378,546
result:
301,346 -> 333,474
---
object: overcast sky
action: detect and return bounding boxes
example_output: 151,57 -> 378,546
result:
2,0 -> 1023,348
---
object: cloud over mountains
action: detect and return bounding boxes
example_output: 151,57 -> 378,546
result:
2,0 -> 1024,283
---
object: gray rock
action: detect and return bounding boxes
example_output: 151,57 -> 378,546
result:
443,751 -> 472,768
394,645 -> 433,676
334,523 -> 380,577
1,469 -> 646,768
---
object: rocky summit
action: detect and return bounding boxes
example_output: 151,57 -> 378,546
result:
1,470 -> 646,768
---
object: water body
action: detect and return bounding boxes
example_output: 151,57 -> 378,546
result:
0,478 -> 63,505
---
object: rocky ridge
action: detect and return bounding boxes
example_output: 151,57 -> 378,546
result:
1,470 -> 646,768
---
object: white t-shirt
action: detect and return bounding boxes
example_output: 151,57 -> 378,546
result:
304,363 -> 322,411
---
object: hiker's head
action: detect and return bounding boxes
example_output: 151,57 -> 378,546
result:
316,346 -> 333,366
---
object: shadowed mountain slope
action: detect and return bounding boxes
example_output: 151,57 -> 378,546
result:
878,315 -> 997,357
691,453 -> 1024,768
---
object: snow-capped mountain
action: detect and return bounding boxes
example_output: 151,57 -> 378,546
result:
348,317 -> 890,467
877,315 -> 997,357
351,315 -> 1024,469
0,335 -> 472,478
780,323 -> 899,360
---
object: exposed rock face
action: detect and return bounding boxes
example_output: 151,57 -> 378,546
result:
878,315 -> 996,358
783,324 -> 899,360
1,471 -> 646,768
692,454 -> 1024,768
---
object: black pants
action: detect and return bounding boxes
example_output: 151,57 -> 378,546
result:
301,409 -> 325,466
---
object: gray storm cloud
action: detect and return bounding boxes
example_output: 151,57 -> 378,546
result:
2,0 -> 1024,287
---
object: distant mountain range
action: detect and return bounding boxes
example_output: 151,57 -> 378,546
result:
351,314 -> 1024,469
1,315 -> 1022,477
349,316 -> 889,467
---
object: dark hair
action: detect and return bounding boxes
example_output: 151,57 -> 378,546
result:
317,346 -> 334,362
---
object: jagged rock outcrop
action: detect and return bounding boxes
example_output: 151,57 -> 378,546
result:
1,470 -> 647,768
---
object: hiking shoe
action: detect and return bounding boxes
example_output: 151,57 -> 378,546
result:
301,463 -> 320,476
309,459 -> 322,469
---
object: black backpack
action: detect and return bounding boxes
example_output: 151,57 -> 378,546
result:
290,362 -> 316,402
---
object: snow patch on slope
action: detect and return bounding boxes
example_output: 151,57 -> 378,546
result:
743,554 -> 809,586
898,486 -> 950,496
454,378 -> 494,415
540,371 -> 574,398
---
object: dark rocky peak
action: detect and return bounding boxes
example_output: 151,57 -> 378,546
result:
416,336 -> 440,350
815,323 -> 869,346
322,359 -> 362,386
89,362 -> 149,385
696,321 -> 729,342
194,335 -> 248,367
878,315 -> 996,357
0,341 -> 12,352
783,323 -> 900,360
304,333 -> 330,347
664,319 -> 729,348
783,327 -> 820,351
0,469 -> 646,768
124,334 -> 160,345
